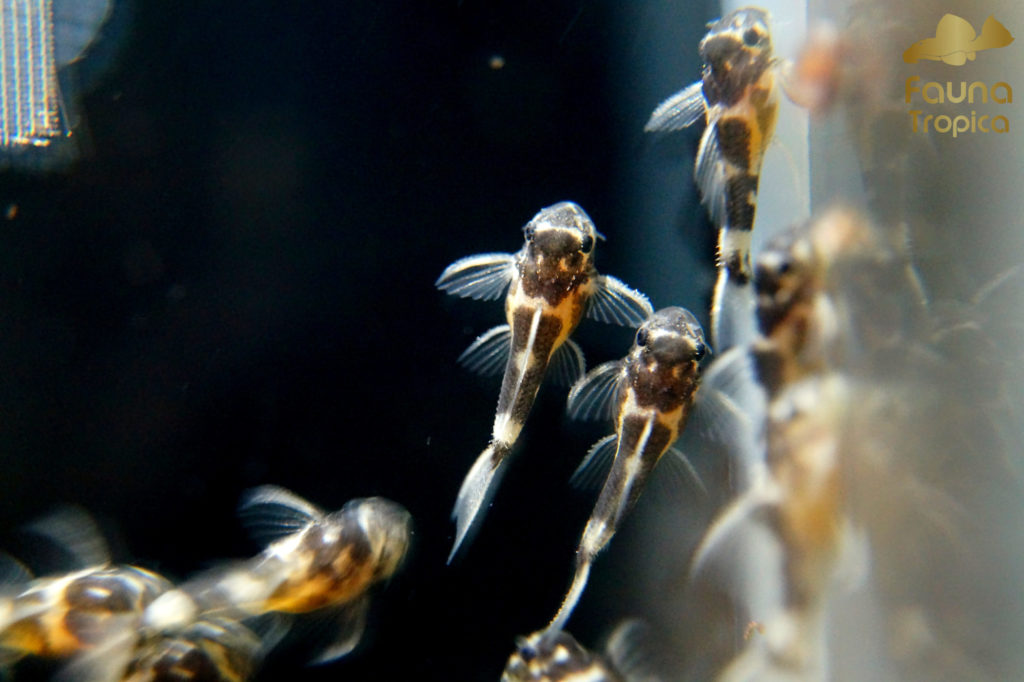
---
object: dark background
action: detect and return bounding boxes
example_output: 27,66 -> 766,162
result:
0,1 -> 721,679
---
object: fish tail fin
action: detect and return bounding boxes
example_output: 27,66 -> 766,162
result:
448,443 -> 511,563
548,553 -> 592,632
710,264 -> 757,353
978,16 -> 1014,50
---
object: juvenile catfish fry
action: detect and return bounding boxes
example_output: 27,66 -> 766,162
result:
121,616 -> 265,682
504,621 -> 660,682
646,8 -> 780,351
436,201 -> 653,561
549,307 -> 707,630
0,509 -> 171,665
143,486 -> 412,665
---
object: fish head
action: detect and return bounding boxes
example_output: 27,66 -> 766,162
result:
349,497 -> 412,582
502,628 -> 596,681
521,201 -> 599,279
754,229 -> 815,336
633,307 -> 707,368
700,8 -> 774,79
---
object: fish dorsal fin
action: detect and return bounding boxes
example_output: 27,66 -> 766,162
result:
695,122 -> 727,227
308,595 -> 370,665
644,81 -> 706,132
936,13 -> 976,46
457,324 -> 511,377
23,507 -> 110,570
567,360 -> 626,422
587,276 -> 653,326
238,486 -> 323,546
435,252 -> 516,301
569,434 -> 617,491
548,338 -> 586,388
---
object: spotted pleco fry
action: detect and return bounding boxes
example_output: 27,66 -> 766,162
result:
504,620 -> 663,682
645,7 -> 780,351
0,509 -> 172,667
549,307 -> 706,630
503,628 -> 624,682
436,201 -> 653,561
142,486 -> 412,665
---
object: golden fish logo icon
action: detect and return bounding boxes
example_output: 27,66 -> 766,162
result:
903,14 -> 1014,66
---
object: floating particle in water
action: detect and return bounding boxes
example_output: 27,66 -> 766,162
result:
4,203 -> 17,219
489,54 -> 505,70
0,0 -> 113,171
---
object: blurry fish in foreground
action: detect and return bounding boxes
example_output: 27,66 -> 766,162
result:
141,486 -> 411,666
1,0 -> 114,170
686,206 -> 1021,680
549,307 -> 730,630
436,201 -> 653,561
503,620 -> 662,682
120,616 -> 265,682
0,508 -> 170,669
645,7 -> 780,352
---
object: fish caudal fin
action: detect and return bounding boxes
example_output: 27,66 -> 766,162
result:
448,443 -> 511,563
711,267 -> 757,353
548,557 -> 592,632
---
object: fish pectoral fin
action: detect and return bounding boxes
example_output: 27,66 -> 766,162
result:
567,360 -> 625,422
22,507 -> 111,570
0,553 -> 32,597
457,324 -> 512,376
689,477 -> 780,582
695,123 -> 727,227
689,379 -> 760,457
548,338 -> 586,387
569,434 -> 617,491
238,486 -> 323,545
449,446 -> 510,563
587,276 -> 653,326
435,252 -> 516,301
644,80 -> 706,132
308,596 -> 371,665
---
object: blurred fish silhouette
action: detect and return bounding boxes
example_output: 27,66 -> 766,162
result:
903,14 -> 1014,66
503,621 -> 664,682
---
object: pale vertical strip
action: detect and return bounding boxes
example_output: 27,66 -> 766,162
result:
719,0 -> 811,651
13,1 -> 23,142
1,2 -> 8,144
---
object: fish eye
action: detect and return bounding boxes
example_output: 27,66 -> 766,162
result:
524,224 -> 536,241
580,234 -> 594,253
694,343 -> 707,360
520,645 -> 538,661
743,28 -> 762,46
635,328 -> 649,347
